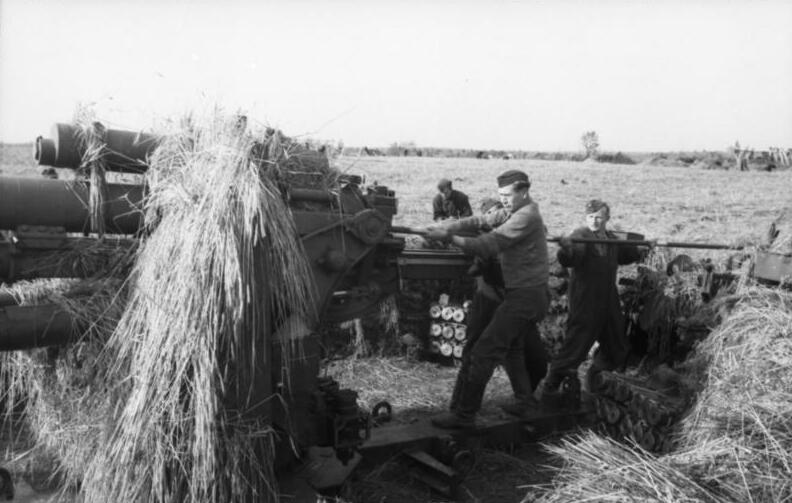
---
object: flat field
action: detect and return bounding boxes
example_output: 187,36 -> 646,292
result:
338,156 -> 790,254
4,142 -> 789,249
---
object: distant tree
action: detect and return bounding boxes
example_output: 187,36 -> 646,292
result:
581,131 -> 600,159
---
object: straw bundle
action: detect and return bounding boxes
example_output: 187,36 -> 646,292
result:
2,111 -> 321,502
677,286 -> 792,501
526,432 -> 719,503
529,283 -> 792,503
76,113 -> 316,502
72,107 -> 111,236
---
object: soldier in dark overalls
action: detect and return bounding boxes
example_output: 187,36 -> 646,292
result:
540,199 -> 643,400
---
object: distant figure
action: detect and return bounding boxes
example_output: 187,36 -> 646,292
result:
433,179 -> 472,221
41,167 -> 58,179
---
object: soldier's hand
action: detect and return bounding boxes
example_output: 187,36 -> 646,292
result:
559,236 -> 573,250
425,226 -> 451,242
640,239 -> 658,260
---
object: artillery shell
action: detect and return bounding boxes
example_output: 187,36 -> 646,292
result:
430,323 -> 443,337
442,324 -> 455,339
441,306 -> 455,321
453,324 -> 467,341
440,341 -> 453,357
618,413 -> 632,438
604,399 -> 622,424
613,381 -> 632,403
660,435 -> 675,454
429,304 -> 442,319
629,393 -> 644,420
639,427 -> 657,451
452,343 -> 464,359
452,307 -> 465,323
644,402 -> 671,427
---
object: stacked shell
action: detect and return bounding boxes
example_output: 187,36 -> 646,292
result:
428,298 -> 470,360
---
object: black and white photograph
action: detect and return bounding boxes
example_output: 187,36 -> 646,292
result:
0,1 -> 791,502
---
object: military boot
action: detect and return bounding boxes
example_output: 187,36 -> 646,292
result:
430,411 -> 475,430
500,394 -> 540,418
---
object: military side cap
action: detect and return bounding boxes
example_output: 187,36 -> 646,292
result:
496,169 -> 530,188
585,199 -> 609,214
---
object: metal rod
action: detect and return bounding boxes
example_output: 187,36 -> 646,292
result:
546,237 -> 743,250
390,226 -> 742,251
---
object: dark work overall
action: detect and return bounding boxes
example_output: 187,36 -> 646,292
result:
544,228 -> 641,389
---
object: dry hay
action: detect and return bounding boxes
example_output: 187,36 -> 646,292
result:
2,111 -> 319,502
529,283 -> 792,503
325,356 -> 514,424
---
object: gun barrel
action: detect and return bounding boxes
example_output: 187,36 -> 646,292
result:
0,304 -> 76,351
0,177 -> 143,234
35,123 -> 159,173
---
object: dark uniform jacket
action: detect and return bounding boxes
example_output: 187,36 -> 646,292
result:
557,227 -> 642,366
433,190 -> 472,221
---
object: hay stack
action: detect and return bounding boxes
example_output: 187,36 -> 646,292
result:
3,112 -> 319,502
529,283 -> 792,503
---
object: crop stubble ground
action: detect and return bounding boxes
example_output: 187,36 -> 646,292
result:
1,146 -> 791,502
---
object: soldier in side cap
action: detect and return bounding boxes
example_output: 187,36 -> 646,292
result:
433,178 -> 472,221
424,169 -> 550,428
540,199 -> 644,402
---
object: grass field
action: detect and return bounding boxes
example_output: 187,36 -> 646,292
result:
3,141 -> 789,255
338,155 -> 790,256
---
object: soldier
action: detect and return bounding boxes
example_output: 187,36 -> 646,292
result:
425,170 -> 549,428
540,199 -> 645,402
449,197 -> 548,420
432,179 -> 472,221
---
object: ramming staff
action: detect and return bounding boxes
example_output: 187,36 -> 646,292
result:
390,226 -> 744,251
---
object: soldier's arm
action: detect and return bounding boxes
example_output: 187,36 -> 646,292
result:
557,227 -> 588,268
458,193 -> 473,218
432,194 -> 444,221
452,207 -> 540,257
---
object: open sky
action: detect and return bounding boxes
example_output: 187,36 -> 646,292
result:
1,0 -> 790,151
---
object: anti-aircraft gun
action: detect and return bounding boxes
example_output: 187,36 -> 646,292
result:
0,123 -> 479,497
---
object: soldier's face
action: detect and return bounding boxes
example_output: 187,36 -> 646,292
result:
497,185 -> 525,211
586,208 -> 610,232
